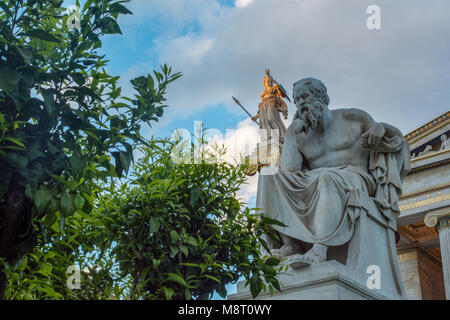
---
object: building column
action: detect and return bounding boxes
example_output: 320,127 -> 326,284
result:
425,210 -> 450,299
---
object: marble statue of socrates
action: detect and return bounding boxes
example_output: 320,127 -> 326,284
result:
256,77 -> 410,267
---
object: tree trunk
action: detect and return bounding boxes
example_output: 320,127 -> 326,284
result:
0,265 -> 6,300
0,175 -> 25,299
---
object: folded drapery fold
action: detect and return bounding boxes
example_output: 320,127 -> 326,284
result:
256,136 -> 410,246
368,136 -> 411,229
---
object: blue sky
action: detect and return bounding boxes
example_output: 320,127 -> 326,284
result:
78,0 -> 450,206
65,0 -> 450,141
66,0 -> 249,139
63,0 -> 450,298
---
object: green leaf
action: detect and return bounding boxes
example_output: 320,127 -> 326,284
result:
112,152 -> 122,177
269,285 -> 274,296
26,29 -> 60,43
34,187 -> 51,214
110,3 -> 133,15
42,210 -> 57,228
147,75 -> 154,91
166,273 -> 187,287
170,230 -> 179,242
180,245 -> 189,257
72,72 -> 86,86
271,279 -> 281,291
149,217 -> 160,233
15,45 -> 32,63
69,153 -> 88,176
185,288 -> 191,300
112,151 -> 132,177
47,198 -> 59,217
85,130 -> 100,143
120,151 -> 132,175
216,285 -> 227,299
261,216 -> 287,227
74,194 -> 85,210
152,259 -> 161,268
5,137 -> 25,149
163,287 -> 174,300
100,17 -> 122,34
170,246 -> 179,256
41,89 -> 55,118
250,276 -> 262,298
60,193 -> 76,217
180,262 -> 201,269
203,274 -> 221,284
189,186 -> 201,206
265,257 -> 280,267
185,236 -> 197,247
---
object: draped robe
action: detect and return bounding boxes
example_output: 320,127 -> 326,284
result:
256,136 -> 410,247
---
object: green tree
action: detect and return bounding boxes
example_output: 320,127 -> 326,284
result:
1,0 -> 285,300
0,0 -> 180,298
99,132 -> 286,300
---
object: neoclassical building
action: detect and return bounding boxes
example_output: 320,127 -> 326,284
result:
397,110 -> 450,300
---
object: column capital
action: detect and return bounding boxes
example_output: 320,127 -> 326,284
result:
424,208 -> 450,228
439,217 -> 450,230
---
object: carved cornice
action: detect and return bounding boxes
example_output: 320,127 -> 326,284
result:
410,158 -> 450,174
401,182 -> 450,200
397,249 -> 417,261
397,244 -> 442,264
400,193 -> 450,211
424,208 -> 450,228
404,111 -> 450,143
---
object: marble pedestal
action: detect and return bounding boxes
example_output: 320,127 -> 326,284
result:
245,139 -> 281,168
228,261 -> 405,300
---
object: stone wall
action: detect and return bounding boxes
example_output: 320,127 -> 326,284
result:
397,245 -> 445,300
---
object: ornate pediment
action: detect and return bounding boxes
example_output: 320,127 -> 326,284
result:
398,110 -> 450,226
404,111 -> 450,172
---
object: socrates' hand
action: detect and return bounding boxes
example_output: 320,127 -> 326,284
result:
362,123 -> 385,148
286,118 -> 308,137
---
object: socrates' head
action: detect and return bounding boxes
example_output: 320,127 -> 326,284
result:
292,78 -> 330,130
293,78 -> 330,107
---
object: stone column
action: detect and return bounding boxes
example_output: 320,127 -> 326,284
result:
425,210 -> 450,300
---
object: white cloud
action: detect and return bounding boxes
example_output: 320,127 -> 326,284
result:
206,118 -> 260,203
161,36 -> 214,68
118,0 -> 450,136
211,119 -> 258,160
118,0 -> 450,202
235,0 -> 255,8
153,0 -> 450,131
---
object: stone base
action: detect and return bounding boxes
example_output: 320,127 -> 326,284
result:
244,140 -> 281,168
228,261 -> 405,300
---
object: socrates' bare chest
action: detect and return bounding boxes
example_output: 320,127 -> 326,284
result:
296,118 -> 366,168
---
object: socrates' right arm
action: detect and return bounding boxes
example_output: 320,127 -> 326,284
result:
280,117 -> 308,172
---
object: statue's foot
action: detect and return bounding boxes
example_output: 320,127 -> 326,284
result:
270,243 -> 299,258
287,244 -> 327,269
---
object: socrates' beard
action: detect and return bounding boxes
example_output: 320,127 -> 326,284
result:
300,100 -> 324,132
